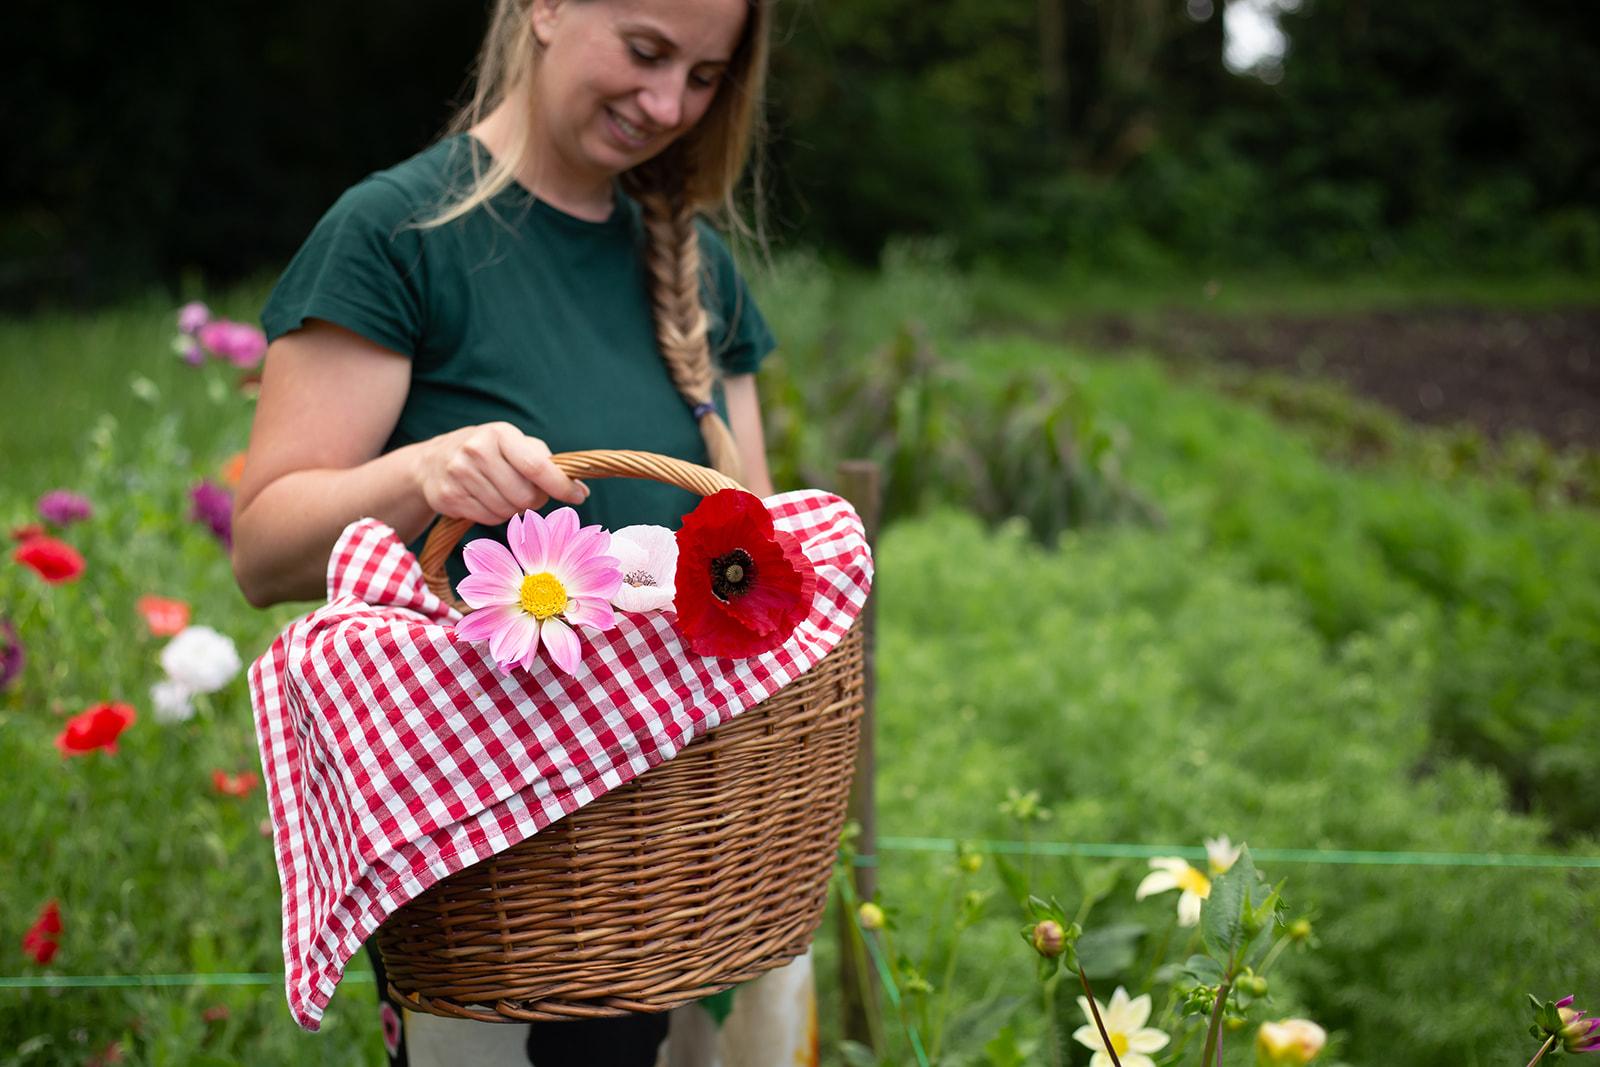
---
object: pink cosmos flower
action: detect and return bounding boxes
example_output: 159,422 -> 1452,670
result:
196,320 -> 267,368
453,508 -> 623,676
37,489 -> 92,526
176,301 -> 212,336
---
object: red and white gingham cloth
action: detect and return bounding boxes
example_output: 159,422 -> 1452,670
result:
249,490 -> 873,1030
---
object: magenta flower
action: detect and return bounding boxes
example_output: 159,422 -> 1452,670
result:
1557,996 -> 1600,1053
177,301 -> 212,336
189,481 -> 233,548
197,320 -> 267,368
37,490 -> 93,526
0,618 -> 23,693
453,508 -> 623,676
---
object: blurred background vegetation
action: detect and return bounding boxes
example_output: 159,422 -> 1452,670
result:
6,0 -> 1599,306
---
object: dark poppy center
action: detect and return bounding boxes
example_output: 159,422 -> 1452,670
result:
710,548 -> 756,602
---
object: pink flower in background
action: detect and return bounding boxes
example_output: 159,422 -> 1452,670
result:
453,508 -> 623,676
189,481 -> 233,548
0,618 -> 22,693
197,320 -> 267,368
37,489 -> 92,526
177,301 -> 211,336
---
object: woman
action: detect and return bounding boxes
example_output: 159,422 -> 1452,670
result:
232,0 -> 812,1063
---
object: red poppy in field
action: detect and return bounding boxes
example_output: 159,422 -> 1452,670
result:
136,595 -> 191,637
13,536 -> 85,584
673,489 -> 817,658
212,769 -> 260,797
85,1041 -> 124,1067
55,702 -> 136,756
10,523 -> 46,543
21,900 -> 61,965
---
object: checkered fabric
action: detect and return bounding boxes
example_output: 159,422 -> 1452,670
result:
249,490 -> 873,1030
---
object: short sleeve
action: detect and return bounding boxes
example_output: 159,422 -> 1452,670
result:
697,221 -> 777,377
261,176 -> 427,357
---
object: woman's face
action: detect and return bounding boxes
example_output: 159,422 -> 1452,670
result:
530,0 -> 748,186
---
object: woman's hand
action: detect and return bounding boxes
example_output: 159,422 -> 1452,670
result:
414,422 -> 589,525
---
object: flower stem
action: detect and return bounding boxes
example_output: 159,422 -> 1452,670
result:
1078,964 -> 1122,1067
1199,978 -> 1232,1067
1528,1035 -> 1558,1067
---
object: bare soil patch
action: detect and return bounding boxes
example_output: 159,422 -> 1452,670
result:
1072,308 -> 1600,450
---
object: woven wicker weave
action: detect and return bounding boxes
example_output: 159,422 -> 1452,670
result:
376,450 -> 866,1022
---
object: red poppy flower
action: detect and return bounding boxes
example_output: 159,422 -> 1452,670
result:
212,769 -> 260,797
55,702 -> 136,756
10,523 -> 46,543
136,595 -> 191,637
13,536 -> 85,584
673,489 -> 817,658
21,900 -> 61,965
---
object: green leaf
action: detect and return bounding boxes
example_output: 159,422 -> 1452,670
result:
994,852 -> 1031,908
1077,922 -> 1146,979
838,1040 -> 881,1067
1538,999 -> 1565,1035
1202,846 -> 1258,961
1183,954 -> 1227,985
983,1024 -> 1030,1067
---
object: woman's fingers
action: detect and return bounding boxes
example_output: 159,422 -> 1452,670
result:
498,428 -> 590,507
419,423 -> 589,524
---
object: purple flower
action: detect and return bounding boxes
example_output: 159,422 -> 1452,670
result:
37,490 -> 93,526
1558,996 -> 1600,1053
0,619 -> 23,692
177,301 -> 212,336
196,320 -> 267,369
179,341 -> 206,367
189,481 -> 234,549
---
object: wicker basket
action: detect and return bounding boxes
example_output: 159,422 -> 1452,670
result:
375,450 -> 866,1023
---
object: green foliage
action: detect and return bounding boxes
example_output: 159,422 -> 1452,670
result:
870,509 -> 1600,1063
753,243 -> 1159,540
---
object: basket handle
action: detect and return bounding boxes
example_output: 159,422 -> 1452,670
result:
418,449 -> 745,610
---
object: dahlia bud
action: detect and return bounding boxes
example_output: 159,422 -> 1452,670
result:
857,902 -> 885,931
1238,973 -> 1270,998
1031,919 -> 1066,958
1287,918 -> 1313,942
1255,1019 -> 1327,1065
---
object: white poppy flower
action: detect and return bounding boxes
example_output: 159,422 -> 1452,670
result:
150,679 -> 196,724
159,625 -> 241,695
609,525 -> 677,613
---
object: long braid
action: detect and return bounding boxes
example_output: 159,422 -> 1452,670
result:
630,166 -> 746,484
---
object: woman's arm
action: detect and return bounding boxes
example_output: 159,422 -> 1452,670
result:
723,372 -> 774,497
231,320 -> 588,607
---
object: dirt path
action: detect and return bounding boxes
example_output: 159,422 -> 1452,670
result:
1072,308 -> 1600,450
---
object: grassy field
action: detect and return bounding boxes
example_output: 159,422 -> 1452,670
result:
2,264 -> 1597,1064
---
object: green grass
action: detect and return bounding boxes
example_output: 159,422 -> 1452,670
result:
966,264 -> 1600,322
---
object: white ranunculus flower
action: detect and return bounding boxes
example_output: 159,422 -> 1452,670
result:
609,525 -> 678,613
150,679 -> 196,724
159,625 -> 241,695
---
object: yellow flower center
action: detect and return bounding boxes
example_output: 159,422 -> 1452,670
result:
519,572 -> 568,620
1111,1032 -> 1130,1056
1178,866 -> 1212,898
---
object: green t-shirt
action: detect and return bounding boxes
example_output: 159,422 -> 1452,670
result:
261,134 -> 776,575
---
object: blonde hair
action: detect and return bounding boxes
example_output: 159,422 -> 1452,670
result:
428,0 -> 770,483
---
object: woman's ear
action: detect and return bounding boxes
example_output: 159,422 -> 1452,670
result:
529,0 -> 563,48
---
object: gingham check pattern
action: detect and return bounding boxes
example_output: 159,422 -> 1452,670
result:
249,490 -> 873,1030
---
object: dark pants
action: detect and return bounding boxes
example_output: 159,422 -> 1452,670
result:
367,943 -> 670,1067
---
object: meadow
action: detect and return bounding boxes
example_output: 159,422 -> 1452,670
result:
2,254 -> 1598,1065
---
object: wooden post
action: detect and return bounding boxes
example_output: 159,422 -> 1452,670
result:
835,459 -> 881,1051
